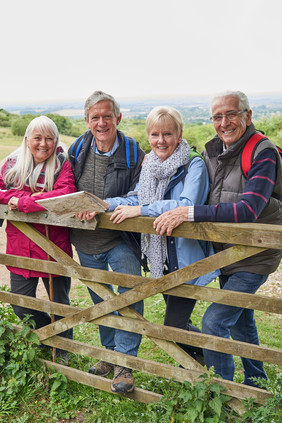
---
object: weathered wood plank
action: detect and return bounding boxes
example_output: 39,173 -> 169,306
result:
98,214 -> 282,250
165,284 -> 282,314
3,292 -> 280,366
1,204 -> 281,248
0,205 -> 99,229
34,245 -> 267,341
43,336 -> 204,384
11,220 -> 262,292
94,315 -> 282,366
9,222 -> 205,371
0,252 -> 145,287
1,253 -> 281,314
0,291 -> 79,315
39,336 -> 271,404
10,220 -> 81,266
40,359 -> 162,404
226,398 -> 247,416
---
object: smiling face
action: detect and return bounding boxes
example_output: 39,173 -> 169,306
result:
85,100 -> 122,152
212,95 -> 252,148
26,129 -> 56,165
148,120 -> 182,162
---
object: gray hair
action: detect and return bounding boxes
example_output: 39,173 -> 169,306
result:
84,90 -> 121,120
210,90 -> 250,113
2,116 -> 66,192
146,106 -> 184,137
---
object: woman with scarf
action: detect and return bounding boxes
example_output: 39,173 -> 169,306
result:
0,115 -> 76,362
103,106 -> 220,363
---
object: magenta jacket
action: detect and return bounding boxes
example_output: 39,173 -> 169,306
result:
0,158 -> 76,278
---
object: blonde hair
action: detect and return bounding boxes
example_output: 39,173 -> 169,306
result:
146,106 -> 183,137
2,116 -> 66,192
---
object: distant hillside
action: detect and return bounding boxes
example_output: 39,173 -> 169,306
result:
1,108 -> 281,161
3,93 -> 282,124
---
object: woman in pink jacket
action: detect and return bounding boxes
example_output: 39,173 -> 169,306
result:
0,116 -> 76,362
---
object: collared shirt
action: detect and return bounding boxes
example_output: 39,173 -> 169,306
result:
91,135 -> 119,156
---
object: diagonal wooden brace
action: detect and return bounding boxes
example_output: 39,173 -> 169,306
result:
10,221 -> 204,370
10,221 -> 266,371
33,244 -> 263,341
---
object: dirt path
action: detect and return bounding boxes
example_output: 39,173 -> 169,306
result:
0,222 -> 281,299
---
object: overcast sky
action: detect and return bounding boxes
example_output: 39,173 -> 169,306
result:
1,0 -> 282,106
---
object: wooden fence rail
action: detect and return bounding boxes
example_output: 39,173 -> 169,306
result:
0,204 -> 281,413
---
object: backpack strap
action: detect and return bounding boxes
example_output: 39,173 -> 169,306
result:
69,134 -> 85,164
70,133 -> 137,169
276,145 -> 282,157
240,133 -> 268,178
54,152 -> 67,184
189,146 -> 204,162
165,146 -> 204,196
241,133 -> 282,200
124,135 -> 137,168
181,146 -> 204,184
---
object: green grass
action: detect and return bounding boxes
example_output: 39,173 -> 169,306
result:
0,127 -> 23,161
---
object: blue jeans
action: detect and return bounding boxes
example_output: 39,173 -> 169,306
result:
202,272 -> 268,386
76,243 -> 143,356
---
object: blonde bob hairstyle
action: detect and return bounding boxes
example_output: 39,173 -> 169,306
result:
2,116 -> 66,192
146,106 -> 184,137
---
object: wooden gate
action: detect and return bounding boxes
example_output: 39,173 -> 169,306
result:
0,204 -> 281,413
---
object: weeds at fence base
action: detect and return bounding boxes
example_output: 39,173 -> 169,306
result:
0,296 -> 281,423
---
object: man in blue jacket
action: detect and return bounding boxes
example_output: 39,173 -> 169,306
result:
68,90 -> 146,394
153,90 -> 282,386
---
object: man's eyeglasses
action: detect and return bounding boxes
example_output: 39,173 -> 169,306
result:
210,109 -> 248,123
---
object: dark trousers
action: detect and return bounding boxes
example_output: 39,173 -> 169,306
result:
10,273 -> 73,340
163,294 -> 203,358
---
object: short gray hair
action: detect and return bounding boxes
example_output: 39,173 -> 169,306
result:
146,106 -> 184,137
84,90 -> 121,120
210,90 -> 250,113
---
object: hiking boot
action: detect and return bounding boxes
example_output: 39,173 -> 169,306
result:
111,366 -> 134,393
89,360 -> 114,377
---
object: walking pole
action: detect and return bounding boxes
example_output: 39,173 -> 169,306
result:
45,224 -> 56,362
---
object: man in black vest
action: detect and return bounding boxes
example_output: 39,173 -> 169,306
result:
153,90 -> 282,386
68,90 -> 146,394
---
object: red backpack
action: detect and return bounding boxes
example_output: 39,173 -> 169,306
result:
241,132 -> 282,178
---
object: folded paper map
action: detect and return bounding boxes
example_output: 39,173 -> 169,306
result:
36,191 -> 107,217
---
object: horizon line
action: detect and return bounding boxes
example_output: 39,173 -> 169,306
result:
2,91 -> 282,108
